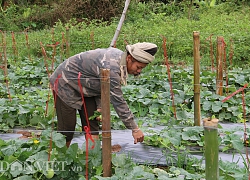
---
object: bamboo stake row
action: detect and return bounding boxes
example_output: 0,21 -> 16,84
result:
193,31 -> 201,126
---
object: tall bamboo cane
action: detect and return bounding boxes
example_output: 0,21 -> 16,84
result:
110,0 -> 131,47
193,31 -> 201,126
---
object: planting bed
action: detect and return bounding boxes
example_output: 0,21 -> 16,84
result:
1,122 -> 247,167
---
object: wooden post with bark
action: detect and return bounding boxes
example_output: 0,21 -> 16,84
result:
216,36 -> 224,95
101,69 -> 112,177
203,118 -> 219,180
193,31 -> 201,126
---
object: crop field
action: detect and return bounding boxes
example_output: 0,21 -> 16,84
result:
1,1 -> 250,178
0,28 -> 249,179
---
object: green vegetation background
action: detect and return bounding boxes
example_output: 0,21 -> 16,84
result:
0,2 -> 250,179
1,0 -> 250,65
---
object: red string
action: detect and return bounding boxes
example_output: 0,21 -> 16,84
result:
77,72 -> 95,180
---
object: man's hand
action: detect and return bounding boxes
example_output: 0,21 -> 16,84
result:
96,108 -> 102,121
132,128 -> 144,144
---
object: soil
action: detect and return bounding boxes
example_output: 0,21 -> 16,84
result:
111,144 -> 122,153
16,130 -> 41,139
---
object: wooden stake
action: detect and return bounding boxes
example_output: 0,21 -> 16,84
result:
216,37 -> 224,95
101,69 -> 112,177
11,31 -> 18,62
207,34 -> 214,72
25,31 -> 32,61
162,36 -> 176,119
203,118 -> 219,180
193,31 -> 201,126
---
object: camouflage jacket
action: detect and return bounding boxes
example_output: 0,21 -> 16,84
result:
49,47 -> 137,129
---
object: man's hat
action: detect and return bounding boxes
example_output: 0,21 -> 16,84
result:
126,42 -> 157,64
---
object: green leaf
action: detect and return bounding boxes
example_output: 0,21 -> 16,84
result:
203,101 -> 212,111
13,175 -> 34,180
29,115 -> 42,126
137,88 -> 150,98
234,74 -> 245,85
26,150 -> 48,162
112,154 -> 127,167
210,0 -> 216,7
18,105 -> 30,114
1,145 -> 17,156
0,138 -> 6,147
130,166 -> 155,179
52,132 -> 66,148
176,110 -> 187,120
211,101 -> 223,112
231,140 -> 244,152
0,106 -> 6,114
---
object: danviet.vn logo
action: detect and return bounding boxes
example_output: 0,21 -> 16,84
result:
0,160 -> 83,173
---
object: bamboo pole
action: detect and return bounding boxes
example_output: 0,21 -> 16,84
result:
66,27 -> 70,58
110,0 -> 131,47
216,37 -> 224,95
203,118 -> 219,180
101,69 -> 112,177
193,31 -> 201,126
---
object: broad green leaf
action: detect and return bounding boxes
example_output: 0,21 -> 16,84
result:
130,166 -> 155,179
137,88 -> 150,98
149,107 -> 159,115
231,140 -> 244,152
0,106 -> 6,114
176,110 -> 187,120
1,145 -> 17,156
18,105 -> 30,114
65,143 -> 79,164
26,150 -> 48,162
234,74 -> 245,85
211,101 -> 223,112
52,132 -> 66,148
202,101 -> 212,111
29,115 -> 43,126
112,154 -> 127,167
